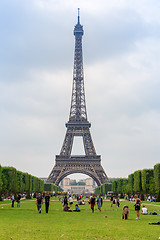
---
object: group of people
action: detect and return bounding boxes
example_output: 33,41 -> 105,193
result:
122,194 -> 148,220
11,193 -> 21,208
110,195 -> 120,207
89,194 -> 103,213
63,195 -> 80,212
62,194 -> 103,213
11,192 -> 50,212
38,193 -> 148,219
11,192 -> 155,223
36,193 -> 50,213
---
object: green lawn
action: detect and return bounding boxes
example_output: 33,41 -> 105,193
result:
0,198 -> 160,240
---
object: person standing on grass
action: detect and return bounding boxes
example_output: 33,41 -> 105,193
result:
11,194 -> 15,207
115,196 -> 120,207
134,194 -> 142,219
68,195 -> 73,207
110,195 -> 114,207
63,196 -> 68,206
36,193 -> 43,213
17,193 -> 21,208
45,193 -> 50,213
90,194 -> 96,213
97,195 -> 103,212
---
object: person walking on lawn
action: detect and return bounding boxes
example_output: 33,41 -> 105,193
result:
36,193 -> 43,213
90,194 -> 96,213
97,195 -> 103,212
45,193 -> 50,213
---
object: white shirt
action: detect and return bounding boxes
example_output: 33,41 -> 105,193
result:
142,207 -> 148,214
69,197 -> 73,203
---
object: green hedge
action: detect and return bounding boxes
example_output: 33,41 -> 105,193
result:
95,163 -> 160,196
104,183 -> 112,193
141,169 -> 154,194
154,164 -> 160,193
95,186 -> 101,195
128,174 -> 134,193
44,183 -> 62,193
134,170 -> 142,193
2,167 -> 17,193
1,166 -> 44,195
112,180 -> 117,193
94,183 -> 112,195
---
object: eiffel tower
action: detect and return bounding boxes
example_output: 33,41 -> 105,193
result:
47,9 -> 109,186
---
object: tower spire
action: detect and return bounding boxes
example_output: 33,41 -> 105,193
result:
78,8 -> 80,24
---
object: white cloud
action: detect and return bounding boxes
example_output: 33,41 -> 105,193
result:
0,0 -> 160,179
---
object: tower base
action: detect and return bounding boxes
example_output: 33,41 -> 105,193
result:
47,155 -> 109,186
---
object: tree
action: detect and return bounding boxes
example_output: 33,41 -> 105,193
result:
141,169 -> 154,194
95,186 -> 101,195
112,180 -> 118,193
134,170 -> 142,193
2,167 -> 17,194
17,171 -> 25,193
154,164 -> 160,193
154,164 -> 160,201
128,174 -> 134,193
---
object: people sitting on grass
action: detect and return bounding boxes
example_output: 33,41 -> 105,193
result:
122,205 -> 129,220
150,196 -> 156,202
78,199 -> 85,205
63,203 -> 72,212
73,204 -> 80,212
141,205 -> 148,215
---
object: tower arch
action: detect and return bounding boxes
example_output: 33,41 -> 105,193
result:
55,169 -> 101,186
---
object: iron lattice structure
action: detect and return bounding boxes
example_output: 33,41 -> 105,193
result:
47,10 -> 109,186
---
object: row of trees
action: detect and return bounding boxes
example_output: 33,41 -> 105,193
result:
95,183 -> 112,195
0,165 -> 44,197
44,183 -> 62,193
95,163 -> 160,198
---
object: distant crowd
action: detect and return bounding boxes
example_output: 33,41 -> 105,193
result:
6,192 -> 160,225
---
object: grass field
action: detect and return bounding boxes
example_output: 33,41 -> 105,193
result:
0,197 -> 160,240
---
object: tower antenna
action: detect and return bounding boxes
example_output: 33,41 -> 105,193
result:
78,8 -> 80,24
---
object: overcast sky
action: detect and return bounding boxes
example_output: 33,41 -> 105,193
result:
0,0 -> 160,180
